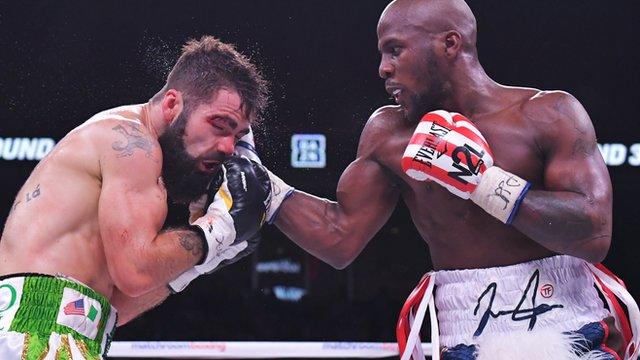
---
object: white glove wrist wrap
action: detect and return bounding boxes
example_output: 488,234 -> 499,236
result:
470,166 -> 531,224
169,181 -> 241,293
265,169 -> 294,224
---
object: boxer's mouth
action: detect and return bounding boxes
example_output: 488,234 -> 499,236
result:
385,84 -> 403,104
391,89 -> 402,104
200,160 -> 221,173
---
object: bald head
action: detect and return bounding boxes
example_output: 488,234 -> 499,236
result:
378,0 -> 477,53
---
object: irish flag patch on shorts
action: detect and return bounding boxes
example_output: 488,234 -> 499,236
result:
56,287 -> 102,340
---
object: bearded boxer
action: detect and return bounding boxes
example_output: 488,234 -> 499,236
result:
0,36 -> 271,359
261,0 -> 638,359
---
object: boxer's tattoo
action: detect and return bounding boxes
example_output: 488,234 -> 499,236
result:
551,96 -> 587,135
111,124 -> 156,160
179,232 -> 203,259
9,184 -> 42,214
9,200 -> 20,214
571,139 -> 594,158
473,269 -> 563,337
25,184 -> 41,202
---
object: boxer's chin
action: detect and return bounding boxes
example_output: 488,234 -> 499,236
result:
407,95 -> 440,124
161,149 -> 215,205
405,103 -> 428,124
163,167 -> 212,205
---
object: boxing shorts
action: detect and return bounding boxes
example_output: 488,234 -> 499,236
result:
0,273 -> 117,359
397,255 -> 639,360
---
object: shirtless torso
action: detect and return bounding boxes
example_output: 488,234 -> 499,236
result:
0,105 -> 167,299
370,88 -> 564,270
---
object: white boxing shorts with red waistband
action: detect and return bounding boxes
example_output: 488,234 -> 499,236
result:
396,255 -> 639,360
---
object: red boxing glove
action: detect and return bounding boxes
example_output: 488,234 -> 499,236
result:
402,110 -> 531,224
402,110 -> 494,198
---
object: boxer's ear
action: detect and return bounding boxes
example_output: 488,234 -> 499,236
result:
442,30 -> 462,59
161,89 -> 184,125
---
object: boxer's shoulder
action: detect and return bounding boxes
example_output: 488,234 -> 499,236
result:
69,104 -> 161,174
369,105 -> 405,124
361,105 -> 405,140
520,90 -> 594,146
357,105 -> 405,156
521,90 -> 586,126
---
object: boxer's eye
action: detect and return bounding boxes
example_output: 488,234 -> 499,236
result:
209,119 -> 225,131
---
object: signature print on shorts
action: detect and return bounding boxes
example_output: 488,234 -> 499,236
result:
473,269 -> 563,337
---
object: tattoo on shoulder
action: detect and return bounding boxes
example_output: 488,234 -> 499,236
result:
571,139 -> 594,158
551,96 -> 588,135
179,232 -> 204,259
111,123 -> 157,161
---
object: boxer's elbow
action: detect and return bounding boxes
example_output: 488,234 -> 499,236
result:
577,233 -> 611,264
324,251 -> 356,270
316,229 -> 359,270
320,207 -> 364,269
113,275 -> 154,298
570,215 -> 611,263
108,261 -> 155,297
581,205 -> 612,263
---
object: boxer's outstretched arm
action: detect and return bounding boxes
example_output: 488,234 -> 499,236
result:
512,92 -> 612,263
98,120 -> 203,297
275,114 -> 400,269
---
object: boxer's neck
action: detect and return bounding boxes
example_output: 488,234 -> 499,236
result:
442,57 -> 516,119
145,101 -> 167,139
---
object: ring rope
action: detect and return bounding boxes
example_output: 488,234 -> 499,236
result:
107,341 -> 434,358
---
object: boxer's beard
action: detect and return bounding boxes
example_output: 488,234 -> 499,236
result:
158,111 -> 214,205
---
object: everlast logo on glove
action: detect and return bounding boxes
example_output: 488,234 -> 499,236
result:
408,115 -> 452,170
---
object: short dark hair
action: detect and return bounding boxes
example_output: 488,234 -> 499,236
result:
153,35 -> 269,123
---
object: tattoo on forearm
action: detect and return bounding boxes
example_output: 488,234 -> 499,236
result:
111,123 -> 156,160
179,232 -> 204,259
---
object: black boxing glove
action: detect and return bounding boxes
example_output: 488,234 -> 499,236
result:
206,155 -> 271,268
169,156 -> 271,292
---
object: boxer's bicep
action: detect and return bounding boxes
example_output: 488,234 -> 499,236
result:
336,155 -> 399,244
513,93 -> 612,261
276,111 -> 400,268
542,96 -> 612,244
97,121 -> 166,294
542,105 -> 610,204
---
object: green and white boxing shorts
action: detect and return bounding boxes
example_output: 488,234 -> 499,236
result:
0,273 -> 117,359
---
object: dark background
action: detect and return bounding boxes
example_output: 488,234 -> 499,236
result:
1,0 -> 638,346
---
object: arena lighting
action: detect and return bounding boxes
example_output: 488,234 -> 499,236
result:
255,259 -> 302,274
597,143 -> 640,166
273,285 -> 307,301
291,134 -> 326,168
0,137 -> 56,161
